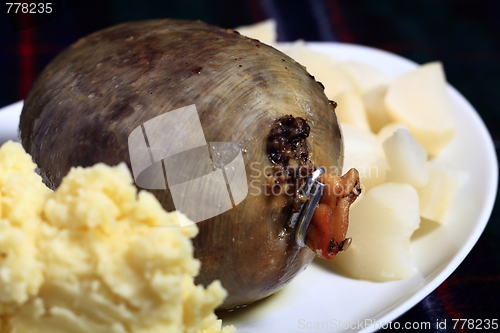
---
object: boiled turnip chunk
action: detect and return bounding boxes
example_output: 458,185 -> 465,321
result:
339,60 -> 391,95
385,62 -> 456,156
235,19 -> 277,44
342,124 -> 386,191
418,162 -> 467,225
383,129 -> 429,189
333,183 -> 420,281
335,90 -> 371,132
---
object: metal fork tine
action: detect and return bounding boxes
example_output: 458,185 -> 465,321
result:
295,180 -> 325,247
288,167 -> 326,229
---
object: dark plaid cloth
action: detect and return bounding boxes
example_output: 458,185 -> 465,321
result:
1,1 -> 499,332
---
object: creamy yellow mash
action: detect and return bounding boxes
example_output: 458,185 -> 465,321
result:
0,141 -> 234,333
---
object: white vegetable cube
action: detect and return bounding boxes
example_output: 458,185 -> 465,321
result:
235,19 -> 277,45
383,129 -> 429,189
418,162 -> 466,224
361,157 -> 388,190
342,124 -> 385,191
338,61 -> 391,95
279,41 -> 351,99
318,64 -> 353,100
362,85 -> 392,133
376,123 -> 408,157
385,62 -> 456,156
333,183 -> 420,281
335,90 -> 371,132
377,123 -> 409,144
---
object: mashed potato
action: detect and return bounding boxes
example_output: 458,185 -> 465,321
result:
0,141 -> 234,333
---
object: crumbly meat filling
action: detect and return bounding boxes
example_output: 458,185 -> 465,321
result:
266,115 -> 315,211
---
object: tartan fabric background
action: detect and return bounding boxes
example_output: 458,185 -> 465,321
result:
0,1 -> 499,332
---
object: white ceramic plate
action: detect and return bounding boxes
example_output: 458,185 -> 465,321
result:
0,42 -> 497,333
